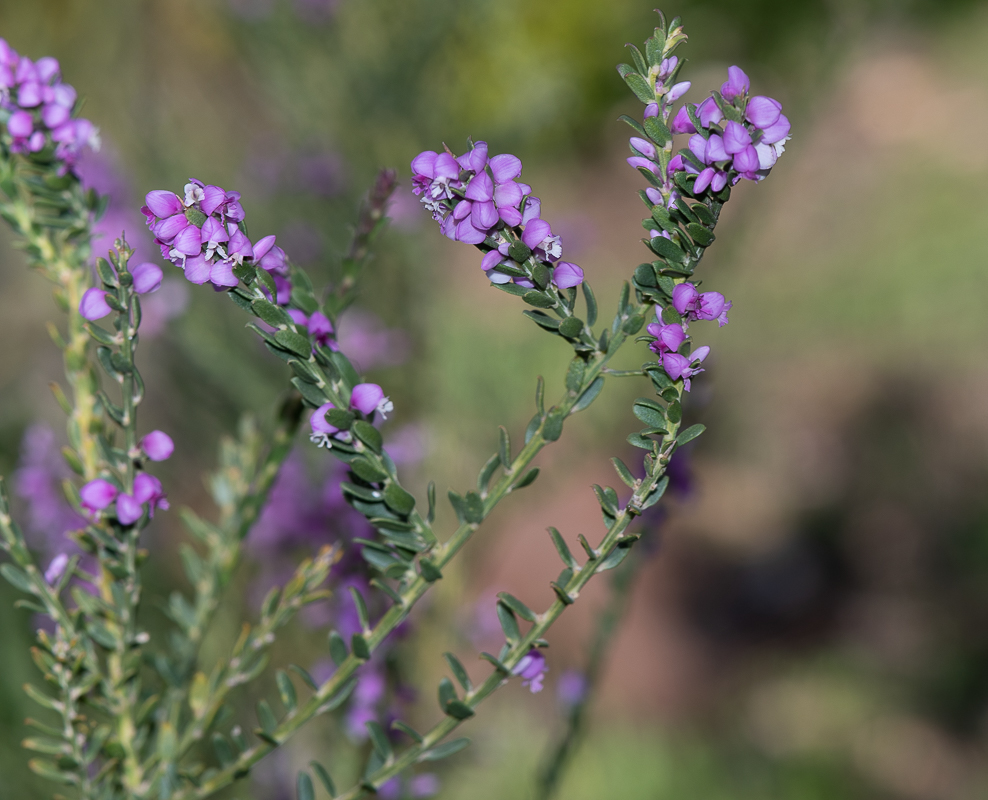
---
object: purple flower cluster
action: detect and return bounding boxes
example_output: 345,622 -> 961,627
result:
630,65 -> 790,204
411,142 -> 584,289
77,430 -> 173,525
0,40 -> 99,171
309,382 -> 393,449
645,280 -> 732,391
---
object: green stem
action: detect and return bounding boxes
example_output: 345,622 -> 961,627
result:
172,299 -> 648,800
536,548 -> 646,799
334,398 -> 683,799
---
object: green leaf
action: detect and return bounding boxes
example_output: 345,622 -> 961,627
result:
252,299 -> 293,328
493,282 -> 528,297
522,290 -> 555,309
498,426 -> 511,468
464,491 -> 484,524
558,316 -> 583,338
535,375 -> 546,416
633,400 -> 667,429
592,484 -> 619,517
212,733 -> 234,767
290,377 -> 329,408
640,476 -> 670,510
497,591 -> 536,622
310,761 -> 337,796
276,670 -> 297,712
675,423 -> 706,446
622,313 -> 645,335
643,116 -> 672,147
349,586 -> 370,631
419,558 -> 443,582
690,203 -> 715,225
383,482 -> 415,515
274,330 -> 312,358
392,720 -> 424,742
297,771 -> 315,800
635,262 -> 658,288
496,601 -> 521,643
565,357 -> 585,393
618,114 -> 648,138
438,676 -> 458,709
419,737 -> 471,762
444,699 -> 476,720
513,467 -> 540,490
351,633 -> 371,660
95,257 -> 118,288
625,43 -> 648,75
572,376 -> 604,413
523,310 -> 561,331
289,664 -> 319,691
426,480 -> 437,524
548,527 -> 578,570
477,453 -> 500,493
352,421 -> 383,453
27,759 -> 77,786
622,71 -> 655,104
582,282 -> 598,327
647,235 -> 687,264
350,458 -> 388,483
326,408 -> 355,429
542,408 -> 564,441
1,563 -> 35,594
366,721 -> 393,761
611,457 -> 638,488
328,631 -> 348,666
256,699 -> 277,732
596,544 -> 632,572
685,223 -> 714,247
627,432 -> 655,451
443,652 -> 473,692
666,401 -> 682,424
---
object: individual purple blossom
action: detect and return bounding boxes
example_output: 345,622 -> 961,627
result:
662,347 -> 710,392
79,287 -> 112,321
131,472 -> 169,517
671,283 -> 731,326
552,262 -> 584,289
291,309 -> 335,349
141,430 -> 174,461
350,383 -> 393,419
44,553 -> 69,585
379,774 -> 441,800
646,315 -> 687,356
131,262 -> 163,294
720,65 -> 750,101
513,648 -> 547,693
79,479 -> 118,514
309,402 -> 345,449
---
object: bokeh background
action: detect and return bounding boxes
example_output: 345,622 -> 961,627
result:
2,0 -> 988,797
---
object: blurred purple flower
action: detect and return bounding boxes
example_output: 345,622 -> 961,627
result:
556,670 -> 588,708
337,310 -> 410,372
139,279 -> 190,337
513,648 -> 547,693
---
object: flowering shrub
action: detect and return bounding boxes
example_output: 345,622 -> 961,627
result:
0,11 -> 788,800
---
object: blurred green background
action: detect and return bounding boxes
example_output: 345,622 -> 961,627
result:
2,0 -> 988,797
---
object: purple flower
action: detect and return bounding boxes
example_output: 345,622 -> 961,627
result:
697,97 -> 723,127
44,553 -> 69,585
746,96 -> 782,128
131,262 -> 163,294
671,283 -> 731,326
145,190 -> 183,218
670,105 -> 696,135
132,472 -> 169,517
666,80 -> 691,103
513,648 -> 547,693
79,287 -> 113,321
350,383 -> 393,419
720,65 -> 750,100
552,261 -> 584,289
661,346 -> 710,391
722,121 -> 752,155
141,430 -> 174,461
80,479 -> 118,514
116,492 -> 144,526
646,315 -> 687,355
309,402 -> 348,450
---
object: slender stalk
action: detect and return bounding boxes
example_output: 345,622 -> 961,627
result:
332,396 -> 683,799
536,549 -> 646,799
171,298 -> 648,799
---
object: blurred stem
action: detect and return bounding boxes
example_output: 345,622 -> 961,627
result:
536,549 -> 646,799
173,296 -> 648,800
